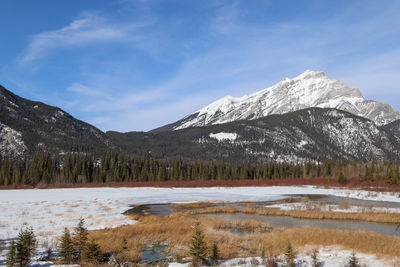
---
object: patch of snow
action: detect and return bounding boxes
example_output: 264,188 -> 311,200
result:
218,246 -> 396,267
266,203 -> 400,213
8,100 -> 19,108
209,132 -> 238,141
296,140 -> 308,148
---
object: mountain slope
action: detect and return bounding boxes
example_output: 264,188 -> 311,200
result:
156,70 -> 400,131
109,108 -> 400,163
0,85 -> 114,157
384,119 -> 400,136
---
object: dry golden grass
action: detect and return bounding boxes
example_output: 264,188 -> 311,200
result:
211,218 -> 272,233
183,203 -> 400,224
89,212 -> 400,263
170,201 -> 215,210
185,206 -> 239,215
241,205 -> 400,224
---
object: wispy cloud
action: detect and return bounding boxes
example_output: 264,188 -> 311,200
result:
20,12 -> 154,63
67,83 -> 109,97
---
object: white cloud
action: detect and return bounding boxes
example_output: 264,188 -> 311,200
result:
20,12 -> 154,63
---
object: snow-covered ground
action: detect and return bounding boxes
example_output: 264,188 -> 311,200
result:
1,186 -> 400,265
266,202 -> 400,213
1,186 -> 400,244
169,246 -> 396,267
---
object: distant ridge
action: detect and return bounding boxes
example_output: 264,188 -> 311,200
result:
110,108 -> 400,163
0,85 -> 114,157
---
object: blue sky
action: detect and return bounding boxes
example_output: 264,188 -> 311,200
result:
1,0 -> 400,132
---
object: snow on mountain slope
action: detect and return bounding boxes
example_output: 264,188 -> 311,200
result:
170,70 -> 400,130
0,122 -> 26,157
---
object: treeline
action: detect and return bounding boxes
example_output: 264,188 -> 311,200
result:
0,152 -> 399,186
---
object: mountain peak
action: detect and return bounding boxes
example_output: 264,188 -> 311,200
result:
161,70 -> 400,130
294,69 -> 325,80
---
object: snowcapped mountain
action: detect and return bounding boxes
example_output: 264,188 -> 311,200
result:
156,70 -> 400,131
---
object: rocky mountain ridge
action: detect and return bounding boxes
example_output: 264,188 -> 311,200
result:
1,84 -> 400,163
109,108 -> 400,163
155,70 -> 400,131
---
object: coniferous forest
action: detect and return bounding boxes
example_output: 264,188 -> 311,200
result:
0,152 -> 399,186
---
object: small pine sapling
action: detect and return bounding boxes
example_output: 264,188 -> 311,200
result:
211,242 -> 219,266
189,221 -> 208,267
346,251 -> 361,267
283,242 -> 296,267
72,217 -> 88,260
57,228 -> 74,264
82,240 -> 102,264
311,248 -> 321,267
15,227 -> 36,267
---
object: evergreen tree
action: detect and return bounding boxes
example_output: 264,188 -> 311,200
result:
72,218 -> 88,260
211,242 -> 219,266
15,227 -> 36,267
189,221 -> 208,267
311,248 -> 321,267
346,252 -> 360,267
283,243 -> 296,267
81,240 -> 102,264
57,228 -> 74,263
6,240 -> 16,267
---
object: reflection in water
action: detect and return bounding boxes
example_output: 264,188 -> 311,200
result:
141,244 -> 168,263
125,194 -> 400,237
195,213 -> 400,237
